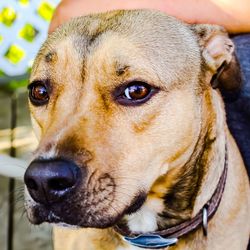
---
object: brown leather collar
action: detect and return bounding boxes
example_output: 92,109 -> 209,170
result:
114,144 -> 228,241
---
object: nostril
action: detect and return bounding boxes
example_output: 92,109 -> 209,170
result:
48,177 -> 75,191
24,158 -> 84,204
26,178 -> 38,191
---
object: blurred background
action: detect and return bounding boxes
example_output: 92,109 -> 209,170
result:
0,1 -> 60,250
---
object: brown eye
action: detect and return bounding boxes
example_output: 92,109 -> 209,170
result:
28,81 -> 49,106
114,81 -> 158,106
124,84 -> 150,100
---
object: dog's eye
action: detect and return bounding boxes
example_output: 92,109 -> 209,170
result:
124,84 -> 150,100
114,81 -> 157,106
28,81 -> 49,106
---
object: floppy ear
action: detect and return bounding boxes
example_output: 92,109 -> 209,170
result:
191,24 -> 242,91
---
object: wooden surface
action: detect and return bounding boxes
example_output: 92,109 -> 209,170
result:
0,90 -> 52,250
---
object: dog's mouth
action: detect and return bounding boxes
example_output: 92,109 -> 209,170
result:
26,191 -> 147,228
24,158 -> 147,228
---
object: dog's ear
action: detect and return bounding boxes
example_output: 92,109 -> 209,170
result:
191,24 -> 242,91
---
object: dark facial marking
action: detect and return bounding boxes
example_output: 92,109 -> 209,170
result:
160,134 -> 216,228
45,52 -> 56,63
133,113 -> 158,133
56,135 -> 93,164
98,92 -> 109,111
116,65 -> 130,76
123,191 -> 147,215
88,33 -> 102,46
44,142 -> 53,152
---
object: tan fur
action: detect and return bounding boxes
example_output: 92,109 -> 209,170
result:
26,10 -> 250,250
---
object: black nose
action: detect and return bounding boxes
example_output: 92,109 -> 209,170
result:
24,159 -> 82,205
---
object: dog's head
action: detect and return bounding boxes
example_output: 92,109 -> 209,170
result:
24,10 -> 240,229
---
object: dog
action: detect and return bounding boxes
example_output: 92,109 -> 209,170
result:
24,10 -> 250,250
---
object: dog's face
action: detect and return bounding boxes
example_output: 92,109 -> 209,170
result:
24,10 -> 237,229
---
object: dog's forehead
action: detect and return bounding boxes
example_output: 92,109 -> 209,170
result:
31,10 -> 201,87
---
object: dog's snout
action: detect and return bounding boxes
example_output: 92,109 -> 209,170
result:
24,159 -> 82,204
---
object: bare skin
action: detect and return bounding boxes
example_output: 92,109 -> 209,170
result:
49,0 -> 250,34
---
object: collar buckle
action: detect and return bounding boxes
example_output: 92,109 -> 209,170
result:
202,205 -> 208,236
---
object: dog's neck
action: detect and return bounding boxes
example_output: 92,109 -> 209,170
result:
125,88 -> 226,233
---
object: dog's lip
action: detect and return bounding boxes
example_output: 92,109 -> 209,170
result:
28,191 -> 147,228
28,204 -> 53,225
29,204 -> 121,228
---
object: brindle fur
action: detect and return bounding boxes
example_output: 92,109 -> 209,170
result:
25,10 -> 250,250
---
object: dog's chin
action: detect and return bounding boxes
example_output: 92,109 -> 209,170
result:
26,192 -> 147,228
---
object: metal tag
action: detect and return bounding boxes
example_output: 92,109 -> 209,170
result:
123,234 -> 178,249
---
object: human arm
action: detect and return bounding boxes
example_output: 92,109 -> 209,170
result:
49,0 -> 250,34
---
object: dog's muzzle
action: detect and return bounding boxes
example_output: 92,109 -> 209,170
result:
24,158 -> 146,227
